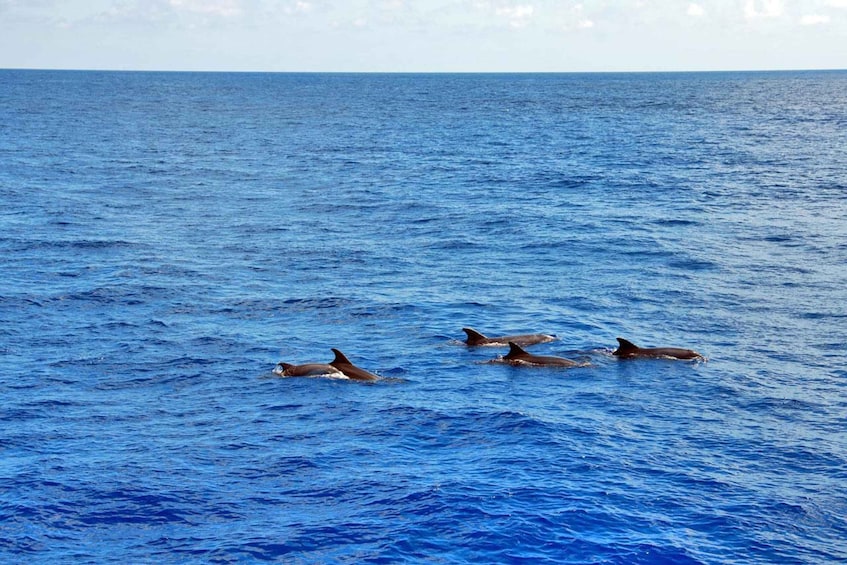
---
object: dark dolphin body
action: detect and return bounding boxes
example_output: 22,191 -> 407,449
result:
502,342 -> 582,367
330,349 -> 380,381
613,338 -> 705,360
274,362 -> 345,377
463,327 -> 557,347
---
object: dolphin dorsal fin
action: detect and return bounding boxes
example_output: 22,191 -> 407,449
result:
505,342 -> 528,359
463,327 -> 487,345
331,349 -> 352,365
615,338 -> 639,353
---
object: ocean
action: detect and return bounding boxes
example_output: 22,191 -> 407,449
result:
1,69 -> 845,563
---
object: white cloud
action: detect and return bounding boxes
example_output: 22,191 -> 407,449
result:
744,0 -> 784,20
495,4 -> 534,28
3,0 -> 847,72
568,3 -> 595,30
687,3 -> 705,17
283,1 -> 312,15
169,0 -> 242,18
799,14 -> 830,25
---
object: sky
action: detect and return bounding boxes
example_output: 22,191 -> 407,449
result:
1,0 -> 846,72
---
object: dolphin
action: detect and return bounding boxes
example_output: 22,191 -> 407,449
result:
330,349 -> 380,381
274,362 -> 345,378
613,338 -> 704,360
463,327 -> 557,347
502,342 -> 582,367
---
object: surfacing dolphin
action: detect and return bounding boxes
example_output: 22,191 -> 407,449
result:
274,362 -> 345,378
330,349 -> 380,381
463,327 -> 557,347
613,338 -> 705,361
502,342 -> 584,368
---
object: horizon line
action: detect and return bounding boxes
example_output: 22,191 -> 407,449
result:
2,66 -> 846,75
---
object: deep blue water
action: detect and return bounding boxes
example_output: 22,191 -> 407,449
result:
1,69 -> 846,563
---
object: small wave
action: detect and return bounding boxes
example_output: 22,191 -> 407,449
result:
652,218 -> 702,227
667,258 -> 718,271
282,296 -> 353,310
18,239 -> 140,251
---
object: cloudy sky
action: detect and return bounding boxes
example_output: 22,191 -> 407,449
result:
1,0 -> 846,72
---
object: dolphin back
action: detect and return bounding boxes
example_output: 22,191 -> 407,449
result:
614,337 -> 704,360
331,348 -> 353,365
505,342 -> 529,360
462,327 -> 488,345
330,349 -> 379,381
614,338 -> 640,356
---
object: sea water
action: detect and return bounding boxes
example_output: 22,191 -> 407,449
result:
1,70 -> 846,563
